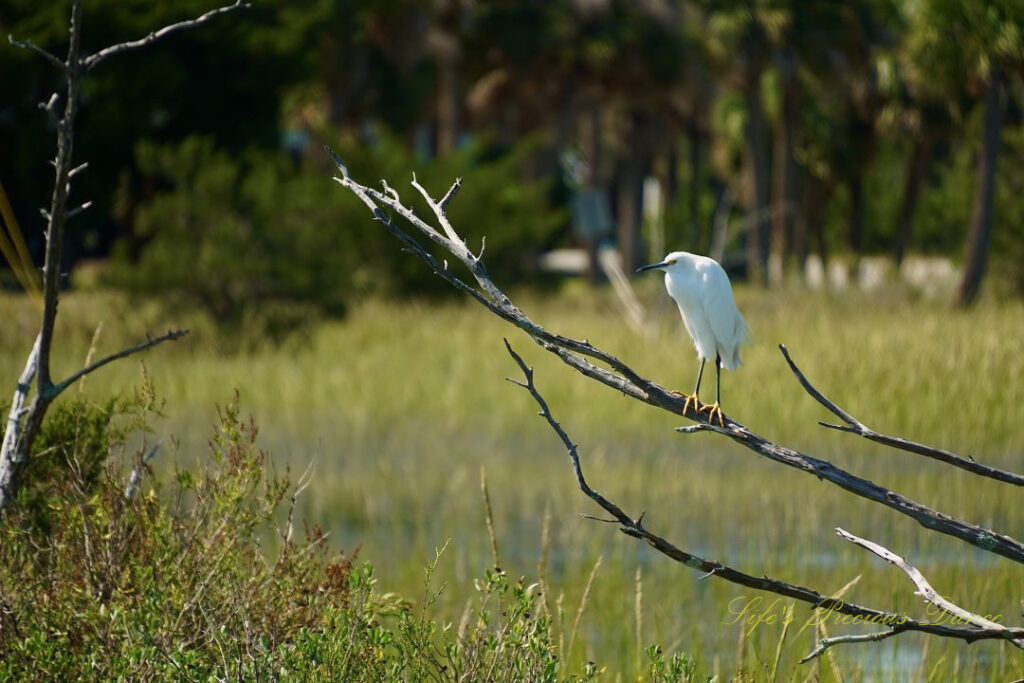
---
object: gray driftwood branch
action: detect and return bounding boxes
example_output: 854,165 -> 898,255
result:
502,341 -> 1024,659
798,527 -> 1024,661
835,528 -> 1023,642
328,156 -> 1024,566
780,345 -> 1024,487
0,0 -> 241,518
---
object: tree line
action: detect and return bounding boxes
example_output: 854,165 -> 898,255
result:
1,0 -> 1021,316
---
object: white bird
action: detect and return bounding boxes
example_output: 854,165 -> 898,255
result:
637,251 -> 750,425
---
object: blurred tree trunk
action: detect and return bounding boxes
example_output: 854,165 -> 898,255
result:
687,117 -> 701,250
582,102 -> 605,283
958,73 -> 1007,307
846,173 -> 864,255
800,179 -> 833,277
770,47 -> 798,284
745,70 -> 771,285
617,113 -> 646,272
892,137 -> 932,267
436,56 -> 459,155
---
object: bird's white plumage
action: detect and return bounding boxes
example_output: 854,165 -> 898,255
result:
658,251 -> 749,370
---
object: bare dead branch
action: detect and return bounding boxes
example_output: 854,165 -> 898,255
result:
503,340 -> 1024,651
329,160 -> 1024,565
50,329 -> 189,398
779,345 -> 1024,487
439,177 -> 462,211
0,335 -> 41,498
281,458 -> 316,546
64,200 -> 92,220
0,0 -> 229,519
8,36 -> 65,71
328,148 -> 662,397
799,627 -> 903,664
125,441 -> 161,500
38,92 -> 60,124
412,174 -> 467,251
836,527 -> 1023,647
82,1 -> 247,71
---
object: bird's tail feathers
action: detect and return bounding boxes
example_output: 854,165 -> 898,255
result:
722,317 -> 751,371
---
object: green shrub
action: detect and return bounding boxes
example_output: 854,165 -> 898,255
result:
0,389 -> 356,680
106,133 -> 565,341
0,386 -> 698,680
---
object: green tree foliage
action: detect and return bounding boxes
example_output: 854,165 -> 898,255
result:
0,0 -> 318,261
103,133 -> 564,336
3,0 -> 1022,305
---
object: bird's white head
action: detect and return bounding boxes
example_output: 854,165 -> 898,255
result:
636,251 -> 695,275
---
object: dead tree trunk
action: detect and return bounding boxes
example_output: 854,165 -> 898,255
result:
0,0 -> 238,518
892,137 -> 931,267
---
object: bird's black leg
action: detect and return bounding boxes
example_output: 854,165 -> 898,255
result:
682,359 -> 706,416
715,353 -> 722,406
698,353 -> 725,427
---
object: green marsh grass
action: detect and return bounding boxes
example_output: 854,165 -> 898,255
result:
1,285 -> 1021,680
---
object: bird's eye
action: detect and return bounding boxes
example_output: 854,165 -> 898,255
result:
666,260 -> 676,266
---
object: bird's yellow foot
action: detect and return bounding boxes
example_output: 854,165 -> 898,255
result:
672,391 -> 701,416
699,402 -> 725,427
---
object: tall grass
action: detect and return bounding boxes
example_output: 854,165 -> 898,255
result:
1,285 -> 1021,680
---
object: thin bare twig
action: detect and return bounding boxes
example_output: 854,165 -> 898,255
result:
779,345 -> 1024,486
64,200 -> 92,220
51,329 -> 189,398
125,441 -> 161,500
411,174 -> 467,253
7,36 -> 65,71
799,627 -> 903,664
439,177 -> 462,211
502,340 -> 1024,652
836,527 -> 1023,647
328,159 -> 1024,565
82,1 -> 247,71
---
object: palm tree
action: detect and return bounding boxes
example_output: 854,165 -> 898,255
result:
703,1 -> 789,285
907,0 -> 1023,305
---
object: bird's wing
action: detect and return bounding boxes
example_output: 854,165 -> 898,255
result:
700,264 -> 749,369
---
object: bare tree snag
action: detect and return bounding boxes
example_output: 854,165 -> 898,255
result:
328,156 -> 1024,565
504,341 -> 1023,661
329,157 -> 1023,659
0,0 -> 244,518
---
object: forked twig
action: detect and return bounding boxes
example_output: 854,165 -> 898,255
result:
779,345 -> 1024,486
503,340 -> 1024,660
0,0 -> 240,518
82,1 -> 248,71
836,528 -> 1023,647
799,627 -> 902,664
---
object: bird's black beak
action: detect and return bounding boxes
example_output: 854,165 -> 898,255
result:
636,261 -> 668,273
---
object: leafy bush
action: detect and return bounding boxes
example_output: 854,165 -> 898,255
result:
105,133 -> 565,339
0,386 -> 698,681
0,388 -> 356,680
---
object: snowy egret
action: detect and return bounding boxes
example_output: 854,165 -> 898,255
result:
637,251 -> 750,426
